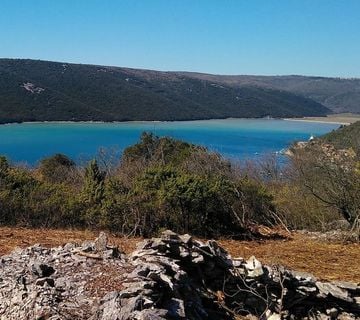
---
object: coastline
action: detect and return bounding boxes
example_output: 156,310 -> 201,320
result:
0,117 -> 332,126
284,114 -> 360,125
1,115 -> 357,126
0,118 -> 269,126
283,118 -> 351,125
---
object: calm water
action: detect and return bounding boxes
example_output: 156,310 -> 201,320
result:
0,119 -> 339,165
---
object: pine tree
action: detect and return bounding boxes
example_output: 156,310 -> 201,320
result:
82,159 -> 106,226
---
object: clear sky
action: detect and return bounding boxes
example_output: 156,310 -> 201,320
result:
1,0 -> 359,77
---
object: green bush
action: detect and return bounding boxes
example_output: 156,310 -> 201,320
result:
0,134 -> 280,236
38,153 -> 75,183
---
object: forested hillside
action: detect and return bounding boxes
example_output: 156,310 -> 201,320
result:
322,121 -> 360,154
0,59 -> 330,123
180,72 -> 360,114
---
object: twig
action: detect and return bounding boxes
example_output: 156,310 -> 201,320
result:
72,250 -> 103,259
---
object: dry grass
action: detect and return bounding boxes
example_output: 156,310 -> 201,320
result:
0,227 -> 140,256
0,227 -> 359,283
219,234 -> 360,283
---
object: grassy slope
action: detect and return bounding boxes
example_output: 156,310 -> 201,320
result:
0,59 -> 330,123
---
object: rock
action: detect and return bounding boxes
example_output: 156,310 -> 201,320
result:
265,310 -> 281,320
179,233 -> 192,244
316,282 -> 353,302
296,285 -> 317,294
31,262 -> 55,277
165,298 -> 186,318
1,231 -> 359,320
81,240 -> 95,252
35,277 -> 55,287
161,230 -> 180,241
288,270 -> 317,283
128,265 -> 150,279
232,257 -> 244,267
191,251 -> 204,264
130,248 -> 159,259
150,238 -> 168,252
245,256 -> 264,277
333,280 -> 360,292
179,246 -> 190,258
133,309 -> 168,320
63,242 -> 76,251
326,307 -> 338,318
102,248 -> 121,259
94,232 -> 108,252
338,312 -> 358,320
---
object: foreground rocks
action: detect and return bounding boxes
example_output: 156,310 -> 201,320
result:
0,231 -> 359,319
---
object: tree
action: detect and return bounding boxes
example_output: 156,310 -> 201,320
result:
82,159 -> 106,226
232,177 -> 276,228
38,153 -> 75,183
122,132 -> 194,166
0,166 -> 39,225
0,156 -> 9,174
0,156 -> 9,185
291,144 -> 360,228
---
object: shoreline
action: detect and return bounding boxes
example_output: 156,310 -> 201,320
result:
0,116 -> 342,126
284,113 -> 360,125
283,118 -> 351,125
1,114 -> 358,126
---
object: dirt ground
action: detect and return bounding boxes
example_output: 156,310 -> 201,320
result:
0,227 -> 359,283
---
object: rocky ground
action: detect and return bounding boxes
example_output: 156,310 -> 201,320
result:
0,230 -> 359,319
1,227 -> 359,283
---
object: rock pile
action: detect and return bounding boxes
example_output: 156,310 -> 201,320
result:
0,232 -> 127,319
0,230 -> 359,319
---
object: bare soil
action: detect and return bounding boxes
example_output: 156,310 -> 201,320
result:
0,227 -> 359,283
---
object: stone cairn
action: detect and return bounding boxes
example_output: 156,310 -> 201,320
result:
0,230 -> 359,319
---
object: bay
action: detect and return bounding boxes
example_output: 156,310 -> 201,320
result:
0,119 -> 340,165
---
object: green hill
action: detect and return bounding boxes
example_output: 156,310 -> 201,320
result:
322,121 -> 360,154
0,59 -> 330,123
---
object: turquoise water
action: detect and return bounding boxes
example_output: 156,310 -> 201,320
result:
0,119 -> 339,165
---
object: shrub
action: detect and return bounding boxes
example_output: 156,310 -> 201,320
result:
130,166 -> 240,237
38,153 -> 75,184
291,144 -> 360,227
0,135 -> 280,237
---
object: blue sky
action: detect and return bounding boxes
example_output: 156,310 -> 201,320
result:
0,0 -> 359,77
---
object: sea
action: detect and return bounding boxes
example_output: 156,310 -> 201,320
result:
0,119 -> 340,165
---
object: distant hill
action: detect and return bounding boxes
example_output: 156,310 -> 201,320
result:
178,73 -> 360,114
322,121 -> 360,154
0,59 -> 330,123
